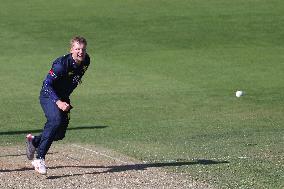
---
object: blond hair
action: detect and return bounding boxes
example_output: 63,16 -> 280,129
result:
70,36 -> 87,48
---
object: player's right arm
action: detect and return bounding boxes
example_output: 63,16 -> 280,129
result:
42,62 -> 71,111
42,61 -> 63,103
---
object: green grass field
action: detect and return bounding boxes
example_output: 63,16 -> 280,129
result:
0,0 -> 283,188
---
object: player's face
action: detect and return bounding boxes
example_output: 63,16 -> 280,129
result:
70,42 -> 87,64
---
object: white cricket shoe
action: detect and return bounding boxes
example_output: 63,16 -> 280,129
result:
26,134 -> 36,160
32,159 -> 47,175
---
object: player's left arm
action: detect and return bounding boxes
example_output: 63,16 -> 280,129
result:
79,54 -> 91,83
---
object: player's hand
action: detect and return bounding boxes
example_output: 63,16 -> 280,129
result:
56,100 -> 71,111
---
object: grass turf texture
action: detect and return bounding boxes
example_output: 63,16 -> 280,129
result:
0,0 -> 283,188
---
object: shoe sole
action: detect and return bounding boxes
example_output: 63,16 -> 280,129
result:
26,139 -> 35,160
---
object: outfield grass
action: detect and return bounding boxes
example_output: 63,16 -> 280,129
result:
0,0 -> 283,188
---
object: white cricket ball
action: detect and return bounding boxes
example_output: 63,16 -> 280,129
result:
235,90 -> 244,97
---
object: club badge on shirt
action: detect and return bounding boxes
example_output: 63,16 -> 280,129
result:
49,69 -> 57,79
68,71 -> 74,76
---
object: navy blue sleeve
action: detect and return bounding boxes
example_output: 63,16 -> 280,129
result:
83,54 -> 90,73
80,55 -> 90,83
42,61 -> 65,102
82,63 -> 90,75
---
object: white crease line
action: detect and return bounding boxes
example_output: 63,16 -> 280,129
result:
72,144 -> 128,164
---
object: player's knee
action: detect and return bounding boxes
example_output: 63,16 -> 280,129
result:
54,134 -> 65,141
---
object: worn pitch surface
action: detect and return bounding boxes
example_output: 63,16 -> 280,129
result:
0,144 -> 211,189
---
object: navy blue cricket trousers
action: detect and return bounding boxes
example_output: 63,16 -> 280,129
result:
33,96 -> 70,159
